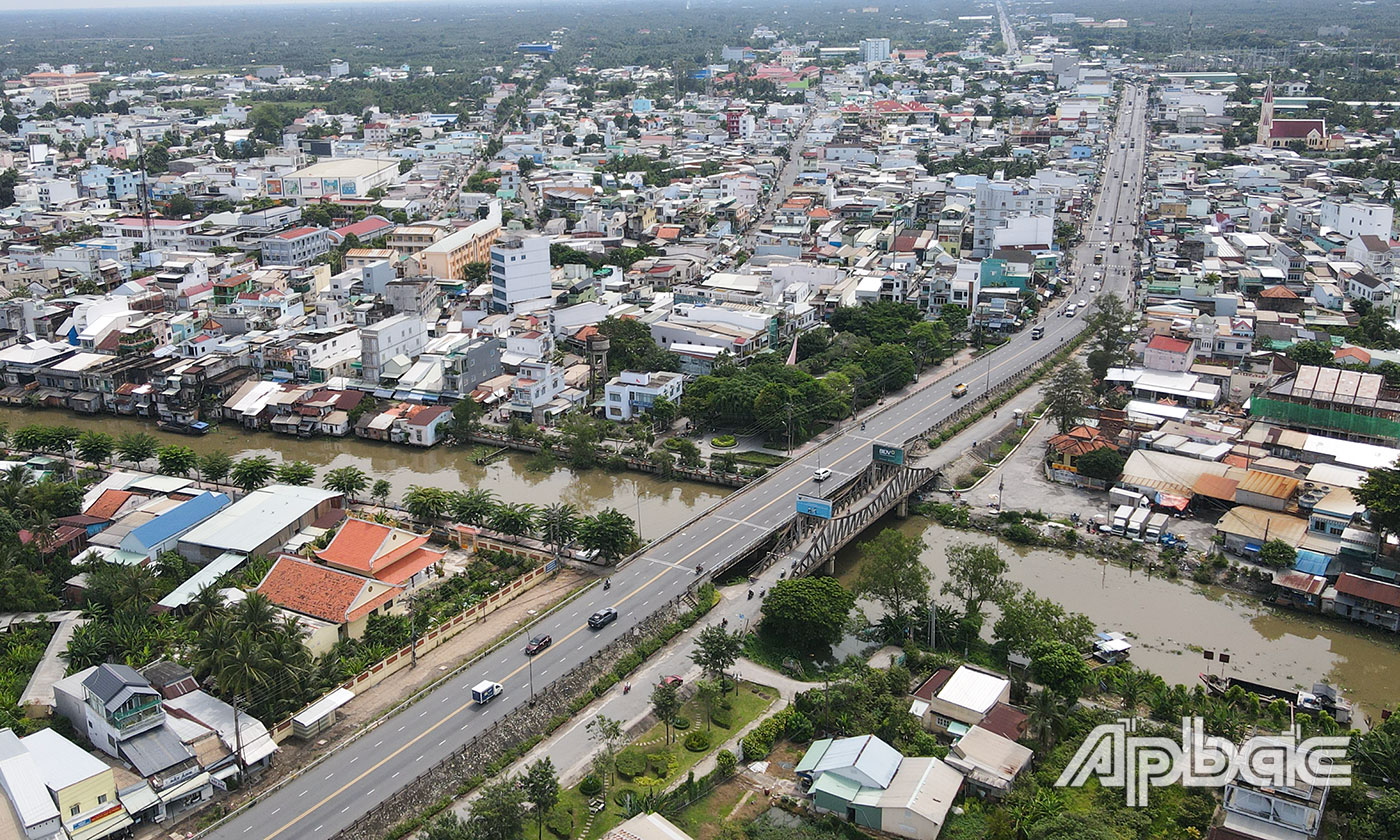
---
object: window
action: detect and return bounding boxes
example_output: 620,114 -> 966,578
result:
71,805 -> 80,816
98,794 -> 107,805
935,715 -> 954,729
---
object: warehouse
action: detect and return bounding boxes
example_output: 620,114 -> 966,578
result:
266,158 -> 399,205
177,485 -> 342,564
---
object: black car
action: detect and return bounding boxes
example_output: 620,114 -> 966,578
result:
525,634 -> 552,655
588,607 -> 618,629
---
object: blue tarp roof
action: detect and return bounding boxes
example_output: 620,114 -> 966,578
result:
1294,550 -> 1333,577
124,491 -> 231,555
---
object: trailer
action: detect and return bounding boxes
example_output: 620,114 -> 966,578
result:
1109,487 -> 1146,509
1126,507 -> 1151,539
1144,512 -> 1168,542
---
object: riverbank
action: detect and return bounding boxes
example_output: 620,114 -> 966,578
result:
832,516 -> 1400,722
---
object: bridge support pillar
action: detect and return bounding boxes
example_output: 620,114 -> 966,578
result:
824,557 -> 836,576
895,497 -> 909,519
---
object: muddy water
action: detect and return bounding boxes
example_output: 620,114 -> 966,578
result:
834,516 -> 1400,722
0,408 -> 728,540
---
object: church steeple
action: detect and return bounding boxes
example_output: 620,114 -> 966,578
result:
1257,77 -> 1275,146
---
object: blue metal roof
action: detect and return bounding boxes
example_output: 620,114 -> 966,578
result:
124,491 -> 231,555
1294,550 -> 1333,577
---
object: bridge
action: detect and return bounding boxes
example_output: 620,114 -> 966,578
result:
202,85 -> 1148,840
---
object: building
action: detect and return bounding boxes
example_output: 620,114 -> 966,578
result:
943,725 -> 1033,799
603,812 -> 695,840
490,234 -> 552,313
604,370 -> 684,421
315,518 -> 445,587
360,314 -> 427,384
267,158 -> 400,204
255,555 -> 404,653
177,485 -> 343,564
1319,200 -> 1393,240
796,735 -> 964,840
1211,739 -> 1328,840
329,59 -> 350,78
909,666 -> 1024,739
971,181 -> 1056,258
1143,334 -> 1196,372
260,227 -> 330,266
1255,81 -> 1340,151
23,728 -> 133,840
1331,573 -> 1400,632
415,202 -> 502,280
0,728 -> 64,840
861,37 -> 892,64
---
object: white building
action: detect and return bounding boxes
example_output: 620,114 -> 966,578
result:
329,60 -> 350,78
604,370 -> 684,421
360,314 -> 427,383
971,181 -> 1057,257
490,234 -> 552,313
861,37 -> 892,64
1320,200 -> 1393,240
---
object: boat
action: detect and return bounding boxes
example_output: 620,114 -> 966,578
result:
1199,674 -> 1353,727
156,419 -> 213,436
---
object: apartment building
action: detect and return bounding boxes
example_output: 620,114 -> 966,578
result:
415,201 -> 502,280
490,234 -> 552,313
360,313 -> 427,383
259,226 -> 330,266
604,370 -> 685,421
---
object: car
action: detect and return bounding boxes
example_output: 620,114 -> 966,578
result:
1077,299 -> 1088,308
1090,285 -> 1099,293
525,635 -> 552,655
660,675 -> 684,688
952,383 -> 968,397
588,608 -> 618,630
813,467 -> 832,482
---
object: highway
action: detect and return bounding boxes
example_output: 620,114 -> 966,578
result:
203,85 -> 1148,840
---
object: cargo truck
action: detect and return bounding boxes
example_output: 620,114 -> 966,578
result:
472,680 -> 503,705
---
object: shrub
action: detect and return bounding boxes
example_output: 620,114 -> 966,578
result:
613,788 -> 639,807
613,651 -> 643,679
684,731 -> 711,752
1002,522 -> 1039,545
645,749 -> 675,777
615,749 -> 646,778
710,707 -> 733,729
971,464 -> 989,479
740,707 -> 797,760
716,750 -> 737,776
784,710 -> 814,743
1192,565 -> 1214,584
672,715 -> 691,730
579,775 -> 603,796
546,807 -> 573,838
710,435 -> 737,448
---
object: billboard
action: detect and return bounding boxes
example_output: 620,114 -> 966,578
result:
872,444 -> 905,466
796,494 -> 833,519
266,178 -> 283,196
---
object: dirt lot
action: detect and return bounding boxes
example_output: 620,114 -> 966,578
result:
169,568 -> 589,837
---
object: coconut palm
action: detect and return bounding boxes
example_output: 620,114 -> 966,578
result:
323,466 -> 369,500
536,503 -> 579,555
186,584 -> 228,636
75,431 -> 115,467
490,502 -> 538,539
1027,688 -> 1073,749
449,488 -> 497,525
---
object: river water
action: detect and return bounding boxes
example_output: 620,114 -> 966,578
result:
834,516 -> 1400,723
0,408 -> 728,541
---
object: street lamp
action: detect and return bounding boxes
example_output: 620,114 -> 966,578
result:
519,610 -> 539,699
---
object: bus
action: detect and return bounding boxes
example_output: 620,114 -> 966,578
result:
1093,252 -> 1104,265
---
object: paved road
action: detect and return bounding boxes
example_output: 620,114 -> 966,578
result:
203,86 -> 1147,840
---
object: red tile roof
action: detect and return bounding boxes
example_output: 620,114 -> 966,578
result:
1268,119 -> 1326,139
257,555 -> 398,623
1335,573 -> 1400,608
1047,425 -> 1113,457
1146,334 -> 1192,354
315,518 -> 444,584
85,489 -> 134,521
1259,285 -> 1299,299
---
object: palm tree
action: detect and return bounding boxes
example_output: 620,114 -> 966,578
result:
536,503 -> 579,555
490,502 -> 538,540
186,585 -> 228,635
232,590 -> 279,638
324,466 -> 369,501
449,488 -> 497,525
116,432 -> 159,471
1113,667 -> 1150,721
1027,688 -> 1072,749
403,486 -> 450,524
75,431 -> 115,467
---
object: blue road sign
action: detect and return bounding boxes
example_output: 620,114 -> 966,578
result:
796,493 -> 833,519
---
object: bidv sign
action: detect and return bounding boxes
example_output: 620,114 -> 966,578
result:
1056,717 -> 1351,806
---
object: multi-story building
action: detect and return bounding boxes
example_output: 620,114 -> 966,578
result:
1319,200 -> 1393,240
267,158 -> 399,204
97,217 -> 204,251
490,234 -> 552,313
415,202 -> 502,280
360,313 -> 427,383
970,181 -> 1057,258
604,370 -> 684,421
861,37 -> 892,64
260,226 -> 330,266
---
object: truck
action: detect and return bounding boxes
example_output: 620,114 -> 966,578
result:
1126,507 -> 1152,540
1108,487 -> 1145,509
1110,505 -> 1133,536
472,680 -> 503,705
1145,512 -> 1169,542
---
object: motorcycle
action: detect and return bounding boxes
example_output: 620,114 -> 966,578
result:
603,578 -> 611,591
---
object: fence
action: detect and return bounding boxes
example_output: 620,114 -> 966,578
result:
265,560 -> 556,744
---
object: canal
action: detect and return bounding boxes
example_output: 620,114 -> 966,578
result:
835,516 -> 1400,723
0,408 -> 730,541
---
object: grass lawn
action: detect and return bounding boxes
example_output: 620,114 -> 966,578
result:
673,778 -> 764,840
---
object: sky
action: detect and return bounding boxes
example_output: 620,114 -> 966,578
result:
0,0 -> 475,11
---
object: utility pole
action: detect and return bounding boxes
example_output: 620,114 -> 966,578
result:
232,693 -> 246,774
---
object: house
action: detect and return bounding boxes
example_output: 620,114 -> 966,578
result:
908,666 -> 1020,738
1209,739 -> 1328,840
0,728 -> 64,840
943,725 -> 1033,798
603,370 -> 685,421
603,812 -> 696,840
177,484 -> 343,564
255,555 -> 404,654
22,727 -> 134,840
314,518 -> 444,588
1215,506 -> 1308,558
1330,573 -> 1400,632
402,404 -> 453,447
1046,425 -> 1115,473
1143,334 -> 1196,372
796,735 -> 964,840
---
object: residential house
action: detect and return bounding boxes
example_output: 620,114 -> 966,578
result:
603,370 -> 684,421
909,666 -> 1023,739
315,518 -> 444,589
796,735 -> 964,840
255,555 -> 405,654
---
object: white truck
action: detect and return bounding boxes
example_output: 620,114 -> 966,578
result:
1110,504 -> 1133,536
1126,507 -> 1152,540
472,680 -> 503,705
1109,487 -> 1145,509
1145,512 -> 1169,542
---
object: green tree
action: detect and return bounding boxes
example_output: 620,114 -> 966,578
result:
229,456 -> 275,492
942,542 -> 1017,617
854,529 -> 932,627
156,445 -> 198,477
467,777 -> 527,840
450,397 -> 484,438
1026,687 -> 1073,748
1086,294 -> 1135,375
1357,466 -> 1400,539
522,758 -> 560,840
450,488 -> 498,525
908,320 -> 952,368
116,432 -> 159,470
1029,639 -> 1091,699
1288,340 -> 1335,367
1259,539 -> 1297,569
371,479 -> 393,507
651,680 -> 681,744
323,466 -> 369,500
75,431 -> 115,467
198,450 -> 233,485
865,344 -> 917,392
274,461 -> 315,486
490,502 -> 538,539
647,395 -> 678,430
558,414 -> 602,469
1043,360 -> 1093,433
167,194 -> 196,217
993,591 -> 1094,655
1075,447 -> 1125,482
577,508 -> 638,563
586,715 -> 624,783
403,486 -> 450,523
536,503 -> 580,555
761,577 -> 854,651
690,625 -> 743,688
695,677 -> 722,731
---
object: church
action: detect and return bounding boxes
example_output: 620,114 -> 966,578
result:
1256,79 -> 1343,150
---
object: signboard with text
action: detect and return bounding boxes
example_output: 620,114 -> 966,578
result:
796,494 -> 833,519
872,444 -> 905,466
